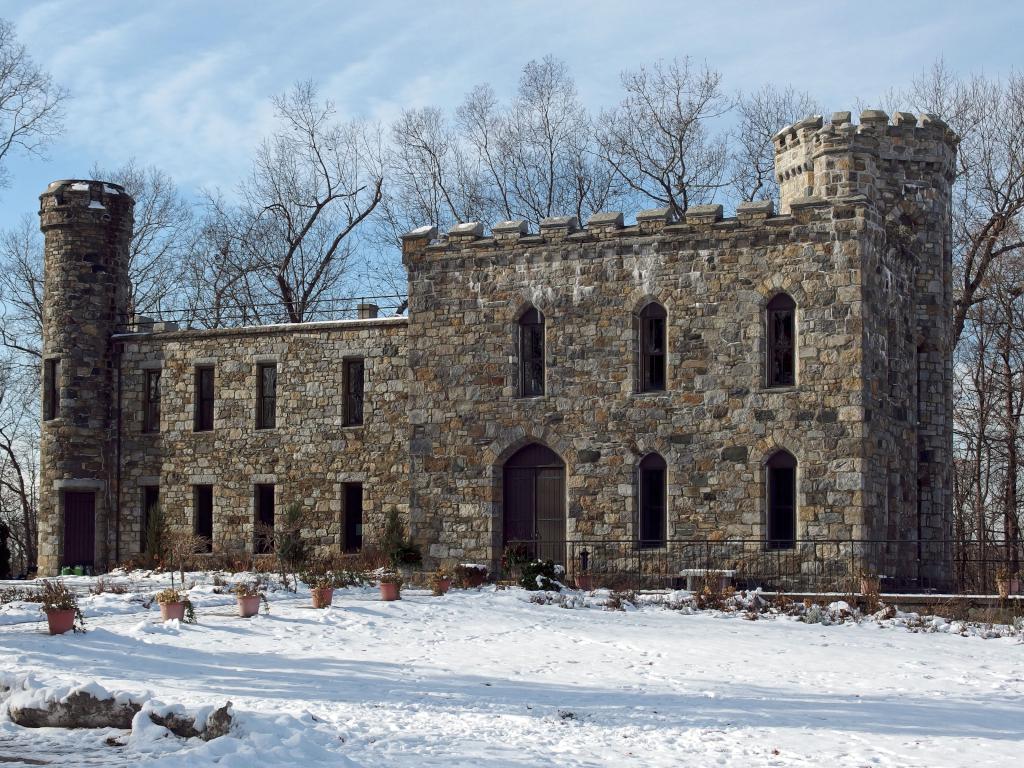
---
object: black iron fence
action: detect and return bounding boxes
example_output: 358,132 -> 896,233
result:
500,538 -> 1022,595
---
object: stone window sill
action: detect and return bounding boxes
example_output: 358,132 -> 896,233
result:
759,385 -> 800,394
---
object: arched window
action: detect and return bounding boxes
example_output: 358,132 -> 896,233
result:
638,302 -> 667,392
766,450 -> 797,550
638,453 -> 667,548
766,293 -> 796,387
519,307 -> 545,397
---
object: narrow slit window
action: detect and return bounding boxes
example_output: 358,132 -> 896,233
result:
767,294 -> 796,387
256,363 -> 277,429
43,358 -> 60,421
638,302 -> 667,392
638,453 -> 667,548
194,366 -> 215,432
344,358 -> 364,426
143,370 -> 161,433
519,307 -> 545,397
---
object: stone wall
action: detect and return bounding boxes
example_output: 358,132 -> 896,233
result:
114,318 -> 409,563
404,202 -> 870,571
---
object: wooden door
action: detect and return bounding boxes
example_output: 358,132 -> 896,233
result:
503,444 -> 565,566
62,491 -> 95,567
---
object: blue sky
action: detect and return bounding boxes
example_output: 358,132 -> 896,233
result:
0,0 -> 1020,232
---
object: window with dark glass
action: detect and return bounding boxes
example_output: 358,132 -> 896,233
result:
43,358 -> 60,421
344,358 -> 364,426
767,293 -> 796,387
343,482 -> 363,553
141,486 -> 159,553
194,366 -> 215,432
143,370 -> 161,433
638,302 -> 667,392
638,453 -> 667,548
519,307 -> 545,397
256,363 -> 277,429
194,484 -> 213,552
766,450 -> 797,550
254,483 -> 275,554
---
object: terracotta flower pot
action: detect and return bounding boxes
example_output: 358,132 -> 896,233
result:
311,587 -> 334,609
380,582 -> 401,601
237,595 -> 261,617
159,601 -> 186,622
45,608 -> 76,635
431,578 -> 451,596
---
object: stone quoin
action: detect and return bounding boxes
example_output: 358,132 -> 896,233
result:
36,111 -> 957,586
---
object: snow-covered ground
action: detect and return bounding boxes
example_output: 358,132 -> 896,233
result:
0,573 -> 1022,767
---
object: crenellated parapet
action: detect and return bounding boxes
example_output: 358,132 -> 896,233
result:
773,109 -> 957,214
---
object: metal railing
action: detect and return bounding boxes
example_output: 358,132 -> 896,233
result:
500,538 -> 1022,595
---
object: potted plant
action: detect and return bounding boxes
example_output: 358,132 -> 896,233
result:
379,570 -> 403,601
233,580 -> 269,617
154,587 -> 196,624
301,566 -> 337,609
37,579 -> 85,635
996,566 -> 1019,600
429,566 -> 451,596
454,563 -> 488,588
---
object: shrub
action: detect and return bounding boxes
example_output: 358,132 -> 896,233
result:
380,509 -> 421,568
453,563 -> 488,588
519,559 -> 563,591
37,580 -> 86,632
378,569 -> 403,587
90,577 -> 128,596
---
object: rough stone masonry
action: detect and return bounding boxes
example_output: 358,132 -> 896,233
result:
36,110 -> 957,587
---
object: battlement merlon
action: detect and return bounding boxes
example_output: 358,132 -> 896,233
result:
39,179 -> 135,231
772,110 -> 958,215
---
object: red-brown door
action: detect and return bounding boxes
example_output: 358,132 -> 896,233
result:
503,444 -> 565,565
62,491 -> 95,567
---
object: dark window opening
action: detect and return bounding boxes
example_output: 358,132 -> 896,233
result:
638,453 -> 667,548
344,358 -> 364,426
43,358 -> 60,421
343,483 -> 363,553
519,307 -> 545,397
256,363 -> 277,429
766,450 -> 797,550
255,483 -> 275,554
143,370 -> 161,433
141,486 -> 159,553
638,302 -> 667,392
194,366 -> 215,432
767,293 -> 796,387
194,485 -> 213,552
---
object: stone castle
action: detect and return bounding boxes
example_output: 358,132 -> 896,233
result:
37,110 -> 957,587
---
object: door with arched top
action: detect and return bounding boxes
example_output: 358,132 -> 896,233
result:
503,444 -> 565,565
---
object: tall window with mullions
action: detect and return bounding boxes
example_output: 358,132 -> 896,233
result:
256,363 -> 277,429
519,307 -> 545,397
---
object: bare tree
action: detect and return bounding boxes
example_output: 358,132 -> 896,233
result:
89,160 -> 197,318
906,62 -> 1024,348
597,57 -> 731,219
0,18 -> 67,190
732,84 -> 820,203
231,81 -> 384,323
0,358 -> 38,572
0,214 -> 43,360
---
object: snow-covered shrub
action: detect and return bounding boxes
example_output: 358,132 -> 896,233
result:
519,559 -> 563,591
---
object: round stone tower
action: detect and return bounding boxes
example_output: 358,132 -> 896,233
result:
37,180 -> 134,575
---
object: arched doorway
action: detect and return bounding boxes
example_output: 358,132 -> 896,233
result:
503,443 -> 565,565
